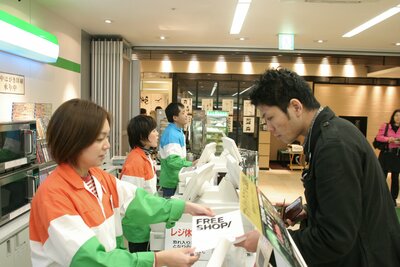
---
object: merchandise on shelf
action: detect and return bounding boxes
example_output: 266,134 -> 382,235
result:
205,110 -> 228,155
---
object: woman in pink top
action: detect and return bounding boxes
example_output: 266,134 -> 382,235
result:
376,109 -> 400,206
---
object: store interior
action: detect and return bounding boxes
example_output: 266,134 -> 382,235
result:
0,0 -> 400,266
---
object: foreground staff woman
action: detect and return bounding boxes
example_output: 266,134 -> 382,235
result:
29,99 -> 214,267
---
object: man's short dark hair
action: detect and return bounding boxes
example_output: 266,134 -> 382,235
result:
165,102 -> 185,123
127,115 -> 157,148
46,98 -> 111,165
250,68 -> 320,114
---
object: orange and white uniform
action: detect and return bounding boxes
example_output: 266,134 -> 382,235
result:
119,147 -> 158,244
120,147 -> 157,195
29,163 -> 185,267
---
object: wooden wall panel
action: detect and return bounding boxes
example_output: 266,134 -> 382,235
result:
314,84 -> 400,153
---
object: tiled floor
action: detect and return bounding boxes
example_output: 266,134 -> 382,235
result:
258,168 -> 400,221
257,168 -> 304,205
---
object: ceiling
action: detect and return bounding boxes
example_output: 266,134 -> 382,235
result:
36,0 -> 400,75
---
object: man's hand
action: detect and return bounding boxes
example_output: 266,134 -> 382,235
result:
284,208 -> 307,227
233,230 -> 260,253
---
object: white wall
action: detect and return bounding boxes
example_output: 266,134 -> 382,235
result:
0,0 -> 81,122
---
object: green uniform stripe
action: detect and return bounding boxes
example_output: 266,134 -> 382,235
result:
71,236 -> 154,267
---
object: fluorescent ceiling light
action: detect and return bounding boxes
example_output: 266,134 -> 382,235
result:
0,10 -> 59,63
343,5 -> 400,37
230,0 -> 252,34
239,86 -> 253,95
232,86 -> 253,96
188,91 -> 193,96
210,82 -> 217,96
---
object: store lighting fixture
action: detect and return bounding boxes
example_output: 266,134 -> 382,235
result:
239,86 -> 252,95
0,10 -> 59,63
232,86 -> 253,97
343,4 -> 400,37
188,91 -> 193,96
230,0 -> 252,34
210,82 -> 217,96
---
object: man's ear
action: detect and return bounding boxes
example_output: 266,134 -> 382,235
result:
289,99 -> 303,115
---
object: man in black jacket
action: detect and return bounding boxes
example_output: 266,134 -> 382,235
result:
236,68 -> 400,267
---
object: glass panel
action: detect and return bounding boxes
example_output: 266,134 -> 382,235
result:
218,81 -> 239,141
1,178 -> 28,216
0,130 -> 24,163
197,81 -> 217,110
173,73 -> 261,151
177,79 -> 197,113
238,81 -> 258,150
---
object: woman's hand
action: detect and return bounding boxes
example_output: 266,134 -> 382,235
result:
155,247 -> 199,267
184,202 -> 215,217
233,230 -> 260,253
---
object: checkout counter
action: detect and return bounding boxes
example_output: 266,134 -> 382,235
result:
150,137 -> 256,267
104,137 -> 257,267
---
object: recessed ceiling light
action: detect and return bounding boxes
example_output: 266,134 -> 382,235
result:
104,19 -> 112,24
160,36 -> 166,40
394,42 -> 400,46
239,37 -> 246,41
314,39 -> 327,43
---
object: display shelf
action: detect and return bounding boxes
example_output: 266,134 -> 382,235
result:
190,110 -> 206,155
205,111 -> 228,155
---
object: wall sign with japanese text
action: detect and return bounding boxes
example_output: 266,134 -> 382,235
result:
0,72 -> 25,95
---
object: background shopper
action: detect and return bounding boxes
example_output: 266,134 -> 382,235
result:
376,109 -> 400,206
29,99 -> 214,267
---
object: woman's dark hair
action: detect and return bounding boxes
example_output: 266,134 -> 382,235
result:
250,68 -> 320,114
165,102 -> 184,123
127,115 -> 157,148
389,109 -> 400,125
46,99 -> 111,165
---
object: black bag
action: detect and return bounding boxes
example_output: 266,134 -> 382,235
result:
373,123 -> 389,151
